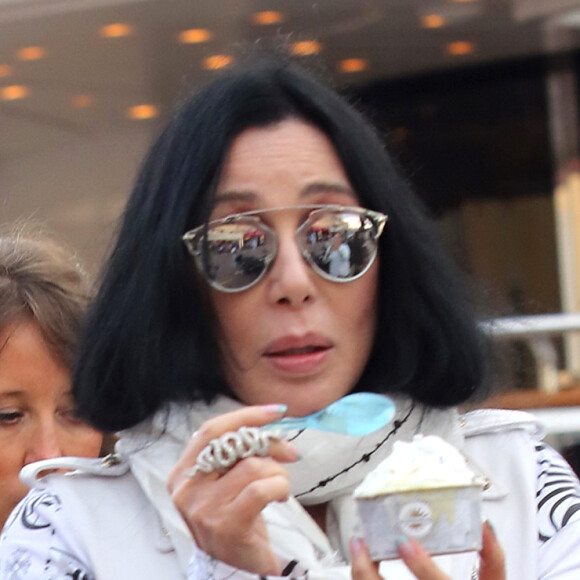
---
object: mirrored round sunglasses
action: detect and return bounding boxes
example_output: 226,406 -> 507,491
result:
182,205 -> 388,293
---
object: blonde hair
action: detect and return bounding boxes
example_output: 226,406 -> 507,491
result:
0,225 -> 90,366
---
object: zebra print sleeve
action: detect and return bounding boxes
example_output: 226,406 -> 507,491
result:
536,442 -> 580,542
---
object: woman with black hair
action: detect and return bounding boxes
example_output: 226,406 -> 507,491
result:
1,56 -> 578,579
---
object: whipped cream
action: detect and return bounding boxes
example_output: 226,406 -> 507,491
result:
354,435 -> 477,497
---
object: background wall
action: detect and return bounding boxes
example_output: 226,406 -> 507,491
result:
1,124 -> 152,273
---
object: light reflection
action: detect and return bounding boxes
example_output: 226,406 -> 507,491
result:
0,85 -> 29,100
127,104 -> 159,120
178,29 -> 212,44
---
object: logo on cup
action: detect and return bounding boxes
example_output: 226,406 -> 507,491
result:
398,501 -> 433,538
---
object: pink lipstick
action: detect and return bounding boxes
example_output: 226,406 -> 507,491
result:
263,334 -> 332,375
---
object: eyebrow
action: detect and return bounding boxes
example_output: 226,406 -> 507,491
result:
0,390 -> 25,400
213,191 -> 257,205
0,387 -> 73,398
302,182 -> 355,197
214,181 -> 356,206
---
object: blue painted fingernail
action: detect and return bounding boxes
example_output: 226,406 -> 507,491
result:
262,404 -> 287,415
396,536 -> 416,558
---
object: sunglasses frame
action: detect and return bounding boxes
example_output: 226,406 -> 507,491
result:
182,204 -> 388,293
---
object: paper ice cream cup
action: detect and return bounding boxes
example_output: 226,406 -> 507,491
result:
355,484 -> 483,560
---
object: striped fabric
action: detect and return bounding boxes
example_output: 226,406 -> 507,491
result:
536,443 -> 580,542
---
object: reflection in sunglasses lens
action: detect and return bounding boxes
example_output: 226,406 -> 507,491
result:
197,209 -> 379,291
303,212 -> 375,279
200,220 -> 271,290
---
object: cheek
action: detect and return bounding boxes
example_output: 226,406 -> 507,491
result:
210,292 -> 258,359
0,447 -> 34,526
0,444 -> 24,478
346,267 -> 379,334
0,443 -> 31,508
63,427 -> 103,457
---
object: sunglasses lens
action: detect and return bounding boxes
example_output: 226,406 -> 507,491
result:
195,219 -> 274,291
302,210 -> 379,280
185,206 -> 385,291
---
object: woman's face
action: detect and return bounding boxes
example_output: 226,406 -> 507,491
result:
0,318 -> 102,527
208,119 -> 378,416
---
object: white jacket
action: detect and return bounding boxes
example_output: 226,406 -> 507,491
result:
3,408 -> 579,579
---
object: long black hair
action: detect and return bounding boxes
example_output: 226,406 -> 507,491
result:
73,55 -> 488,431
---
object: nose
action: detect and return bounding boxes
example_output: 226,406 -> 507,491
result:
24,419 -> 63,464
267,230 -> 317,307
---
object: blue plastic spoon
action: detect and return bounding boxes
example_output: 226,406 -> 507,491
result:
270,392 -> 396,436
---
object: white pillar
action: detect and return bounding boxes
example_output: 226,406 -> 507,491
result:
546,23 -> 580,379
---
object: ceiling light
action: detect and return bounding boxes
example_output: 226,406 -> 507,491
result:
338,58 -> 368,73
127,104 -> 159,120
421,14 -> 446,28
446,41 -> 474,55
290,40 -> 322,56
0,85 -> 29,100
100,23 -> 134,38
178,28 -> 212,44
17,46 -> 46,61
72,94 -> 93,108
203,54 -> 234,70
0,64 -> 13,77
252,11 -> 284,25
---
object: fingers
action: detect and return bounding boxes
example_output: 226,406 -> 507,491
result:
168,404 -> 296,488
180,457 -> 291,529
390,522 -> 505,580
349,538 -> 381,580
202,455 -> 292,511
479,522 -> 506,580
194,404 -> 288,441
165,405 -> 300,575
395,537 -> 450,580
231,469 -> 291,519
172,453 -> 291,574
349,537 -> 461,580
